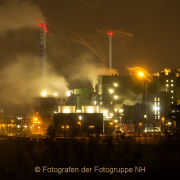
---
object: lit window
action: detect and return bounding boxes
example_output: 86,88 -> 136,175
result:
172,102 -> 173,104
158,111 -> 160,115
171,84 -> 173,86
172,96 -> 173,99
158,107 -> 160,110
158,98 -> 160,101
155,97 -> 156,101
171,80 -> 173,82
155,102 -> 156,105
158,116 -> 160,119
155,116 -> 157,119
166,80 -> 168,82
166,84 -> 169,87
171,90 -> 173,93
158,102 -> 160,106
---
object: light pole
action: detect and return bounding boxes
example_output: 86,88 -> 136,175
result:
109,122 -> 113,134
66,126 -> 69,137
162,117 -> 165,133
61,126 -> 65,137
138,72 -> 148,130
78,122 -> 82,137
138,123 -> 142,144
89,126 -> 94,136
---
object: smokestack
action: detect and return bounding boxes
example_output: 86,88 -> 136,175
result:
107,32 -> 113,69
38,23 -> 47,78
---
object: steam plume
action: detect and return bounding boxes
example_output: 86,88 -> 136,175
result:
0,0 -> 45,34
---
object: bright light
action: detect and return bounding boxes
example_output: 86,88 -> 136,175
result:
107,32 -> 113,35
114,83 -> 118,87
114,120 -> 118,122
79,116 -> 82,120
89,126 -> 94,128
110,113 -> 113,117
66,126 -> 69,128
144,115 -> 147,118
109,122 -> 113,125
87,108 -> 94,113
62,126 -> 64,129
168,122 -> 172,125
54,92 -> 58,96
41,91 -> 47,97
66,91 -> 71,96
154,106 -> 158,110
54,111 -> 57,114
114,95 -> 118,100
64,109 -> 70,113
114,109 -> 118,112
103,110 -> 108,115
138,72 -> 143,77
109,89 -> 114,94
76,110 -> 81,113
119,109 -> 123,113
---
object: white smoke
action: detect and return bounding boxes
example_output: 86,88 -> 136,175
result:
0,0 -> 45,34
70,54 -> 118,88
0,53 -> 69,105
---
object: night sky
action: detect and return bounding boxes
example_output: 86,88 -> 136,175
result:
0,0 -> 180,115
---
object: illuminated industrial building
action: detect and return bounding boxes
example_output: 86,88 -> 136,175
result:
54,113 -> 103,136
95,68 -> 180,132
74,88 -> 94,108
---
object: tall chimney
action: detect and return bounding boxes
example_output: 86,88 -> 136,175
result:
38,23 -> 47,78
107,32 -> 113,69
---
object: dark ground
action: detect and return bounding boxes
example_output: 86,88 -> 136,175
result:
0,136 -> 179,180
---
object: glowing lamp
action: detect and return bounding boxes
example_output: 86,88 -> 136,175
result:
138,72 -> 143,77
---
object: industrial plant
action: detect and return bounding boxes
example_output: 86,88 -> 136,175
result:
0,24 -> 179,138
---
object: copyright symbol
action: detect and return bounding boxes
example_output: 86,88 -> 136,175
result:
34,166 -> 41,173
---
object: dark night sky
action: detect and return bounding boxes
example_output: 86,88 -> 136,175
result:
0,0 -> 180,115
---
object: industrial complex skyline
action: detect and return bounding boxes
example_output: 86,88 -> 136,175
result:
0,0 -> 180,116
1,1 -> 180,179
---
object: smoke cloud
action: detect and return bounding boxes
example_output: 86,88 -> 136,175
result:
69,54 -> 118,88
0,53 -> 69,106
122,90 -> 141,105
0,0 -> 45,34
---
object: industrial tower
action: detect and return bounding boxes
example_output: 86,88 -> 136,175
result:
38,23 -> 47,78
107,32 -> 113,69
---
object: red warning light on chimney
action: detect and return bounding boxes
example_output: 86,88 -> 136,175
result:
38,23 -> 47,33
107,32 -> 113,35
